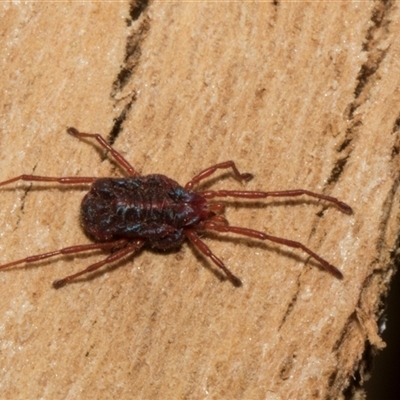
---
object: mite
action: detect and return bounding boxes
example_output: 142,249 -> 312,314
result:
0,128 -> 353,288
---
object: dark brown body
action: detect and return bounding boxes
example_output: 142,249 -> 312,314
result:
81,175 -> 210,250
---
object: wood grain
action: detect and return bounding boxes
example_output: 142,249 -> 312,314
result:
1,1 -> 399,399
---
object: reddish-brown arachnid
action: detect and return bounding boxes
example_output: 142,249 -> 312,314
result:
0,127 -> 352,288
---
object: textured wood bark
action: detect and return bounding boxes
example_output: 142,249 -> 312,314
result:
1,1 -> 399,399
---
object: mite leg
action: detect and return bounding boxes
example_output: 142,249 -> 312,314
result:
202,222 -> 343,279
53,239 -> 145,288
67,127 -> 138,177
185,161 -> 253,190
199,189 -> 353,215
184,229 -> 242,286
0,239 -> 130,270
0,175 -> 97,187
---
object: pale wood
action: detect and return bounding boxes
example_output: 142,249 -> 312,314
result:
1,2 -> 399,399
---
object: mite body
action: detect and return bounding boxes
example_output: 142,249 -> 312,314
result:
0,128 -> 352,288
82,175 -> 209,249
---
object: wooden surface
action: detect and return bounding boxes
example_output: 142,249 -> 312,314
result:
1,1 -> 399,399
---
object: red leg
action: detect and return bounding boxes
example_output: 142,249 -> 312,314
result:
67,127 -> 138,176
0,174 -> 97,187
184,229 -> 242,286
202,222 -> 344,279
199,189 -> 353,215
0,239 -> 130,270
185,161 -> 253,190
53,239 -> 145,288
